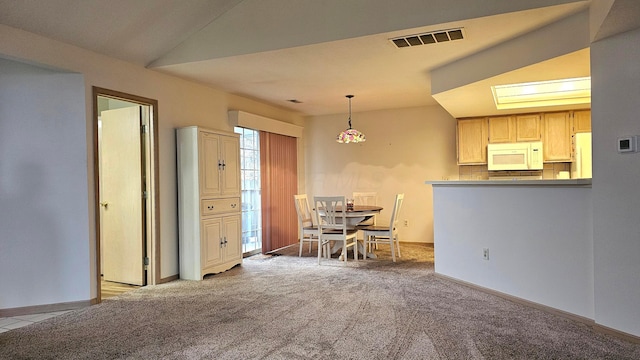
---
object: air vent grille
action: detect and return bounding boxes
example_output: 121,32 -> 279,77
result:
390,28 -> 464,48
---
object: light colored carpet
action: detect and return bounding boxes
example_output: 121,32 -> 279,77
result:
0,243 -> 638,359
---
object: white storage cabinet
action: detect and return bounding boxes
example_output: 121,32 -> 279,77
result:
177,126 -> 242,280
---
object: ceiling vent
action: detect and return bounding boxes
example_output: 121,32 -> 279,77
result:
390,28 -> 464,48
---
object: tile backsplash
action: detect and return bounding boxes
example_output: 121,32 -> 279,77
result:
542,162 -> 571,179
459,165 -> 489,180
459,163 -> 571,180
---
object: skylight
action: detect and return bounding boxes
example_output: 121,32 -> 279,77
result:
491,77 -> 591,110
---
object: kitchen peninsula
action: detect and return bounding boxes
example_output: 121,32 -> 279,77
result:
426,179 -> 594,320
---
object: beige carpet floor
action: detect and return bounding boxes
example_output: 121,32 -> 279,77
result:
0,243 -> 638,359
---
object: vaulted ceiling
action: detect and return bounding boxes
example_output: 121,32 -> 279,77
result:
0,0 -> 638,118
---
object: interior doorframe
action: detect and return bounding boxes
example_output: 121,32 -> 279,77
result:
92,87 -> 161,303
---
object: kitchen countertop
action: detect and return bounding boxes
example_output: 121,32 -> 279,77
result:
425,179 -> 592,186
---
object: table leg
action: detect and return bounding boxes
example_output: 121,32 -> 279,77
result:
335,240 -> 377,260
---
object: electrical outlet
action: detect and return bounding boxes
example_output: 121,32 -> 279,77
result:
483,248 -> 490,260
403,219 -> 409,227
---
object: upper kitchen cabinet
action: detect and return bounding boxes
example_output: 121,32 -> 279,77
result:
489,114 -> 542,143
572,110 -> 591,133
515,114 -> 542,142
488,116 -> 515,143
543,112 -> 572,162
457,118 -> 488,164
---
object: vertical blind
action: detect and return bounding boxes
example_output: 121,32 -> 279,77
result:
260,131 -> 298,253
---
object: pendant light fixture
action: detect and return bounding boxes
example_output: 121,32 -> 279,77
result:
336,95 -> 366,143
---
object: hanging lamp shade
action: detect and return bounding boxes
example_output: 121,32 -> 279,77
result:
336,95 -> 366,143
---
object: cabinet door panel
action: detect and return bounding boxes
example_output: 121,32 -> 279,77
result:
457,118 -> 488,164
220,135 -> 241,196
199,132 -> 221,196
573,110 -> 591,133
543,112 -> 572,161
202,218 -> 223,270
489,116 -> 515,143
516,114 -> 541,141
222,215 -> 242,261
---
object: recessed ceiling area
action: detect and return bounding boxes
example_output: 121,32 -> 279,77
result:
432,48 -> 591,118
491,77 -> 591,110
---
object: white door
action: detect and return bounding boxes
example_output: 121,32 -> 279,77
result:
100,106 -> 145,286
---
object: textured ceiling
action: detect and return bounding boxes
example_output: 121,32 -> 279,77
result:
1,0 -> 637,117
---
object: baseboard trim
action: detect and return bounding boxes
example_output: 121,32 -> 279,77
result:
267,243 -> 298,254
593,323 -> 640,344
0,300 -> 91,317
158,274 -> 179,284
434,273 -> 640,343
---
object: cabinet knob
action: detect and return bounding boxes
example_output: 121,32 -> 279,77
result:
100,202 -> 109,209
231,203 -> 237,208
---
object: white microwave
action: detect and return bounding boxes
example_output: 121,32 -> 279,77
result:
487,142 -> 543,171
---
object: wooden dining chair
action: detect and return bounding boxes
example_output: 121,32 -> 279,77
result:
353,191 -> 377,248
314,196 -> 359,264
352,191 -> 377,207
361,193 -> 404,262
294,194 -> 319,257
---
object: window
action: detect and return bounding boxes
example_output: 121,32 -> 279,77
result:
234,127 -> 262,255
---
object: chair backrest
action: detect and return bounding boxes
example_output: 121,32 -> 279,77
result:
294,194 -> 314,228
314,196 -> 348,234
353,191 -> 377,206
389,193 -> 405,231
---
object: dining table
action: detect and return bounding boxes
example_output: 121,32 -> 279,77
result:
316,204 -> 383,259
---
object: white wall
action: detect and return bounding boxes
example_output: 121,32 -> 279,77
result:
0,24 -> 303,307
432,184 -> 594,319
304,105 -> 459,243
0,58 -> 89,308
430,24 -> 640,338
591,27 -> 640,336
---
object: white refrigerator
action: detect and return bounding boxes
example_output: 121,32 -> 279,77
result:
571,132 -> 592,178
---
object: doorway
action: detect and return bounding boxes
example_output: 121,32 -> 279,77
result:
93,87 -> 160,302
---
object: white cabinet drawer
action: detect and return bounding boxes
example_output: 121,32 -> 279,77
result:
201,198 -> 240,216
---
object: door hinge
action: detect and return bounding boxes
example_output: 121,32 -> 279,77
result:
141,124 -> 148,134
144,257 -> 150,265
142,190 -> 148,199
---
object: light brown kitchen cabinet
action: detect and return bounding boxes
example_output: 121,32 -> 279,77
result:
572,110 -> 591,133
488,116 -> 515,143
457,118 -> 488,164
515,114 -> 542,141
543,112 -> 572,162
